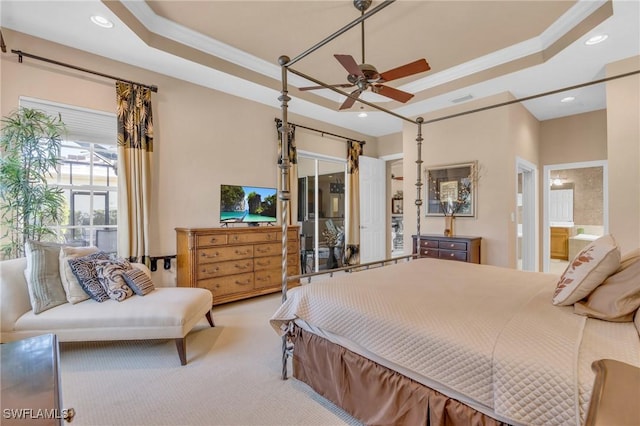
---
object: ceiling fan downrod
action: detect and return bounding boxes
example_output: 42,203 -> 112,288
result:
354,0 -> 372,64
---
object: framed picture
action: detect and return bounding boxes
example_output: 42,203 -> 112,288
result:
391,198 -> 403,215
425,161 -> 477,217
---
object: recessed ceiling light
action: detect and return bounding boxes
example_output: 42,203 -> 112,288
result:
358,111 -> 368,118
91,15 -> 114,29
560,96 -> 575,103
585,34 -> 608,45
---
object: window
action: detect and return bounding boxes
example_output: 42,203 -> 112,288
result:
20,98 -> 118,253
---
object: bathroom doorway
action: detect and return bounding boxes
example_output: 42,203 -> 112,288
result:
543,160 -> 608,273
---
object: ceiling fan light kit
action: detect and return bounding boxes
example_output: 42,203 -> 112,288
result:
299,0 -> 431,111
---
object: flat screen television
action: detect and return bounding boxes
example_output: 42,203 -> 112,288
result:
220,184 -> 277,225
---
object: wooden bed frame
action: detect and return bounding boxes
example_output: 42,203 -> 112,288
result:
274,2 -> 640,425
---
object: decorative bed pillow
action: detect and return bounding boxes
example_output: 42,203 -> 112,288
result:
619,248 -> 640,271
24,240 -> 67,314
552,234 -> 621,306
573,257 -> 640,321
122,268 -> 155,296
67,251 -> 111,302
95,259 -> 134,302
59,246 -> 99,304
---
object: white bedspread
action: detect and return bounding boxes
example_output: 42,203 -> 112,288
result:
270,259 -> 640,426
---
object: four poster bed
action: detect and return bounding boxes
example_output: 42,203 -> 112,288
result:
272,2 -> 640,425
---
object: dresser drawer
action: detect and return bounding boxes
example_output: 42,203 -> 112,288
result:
198,245 -> 254,263
418,239 -> 439,249
254,254 -> 299,270
197,258 -> 253,279
438,249 -> 467,261
439,241 -> 467,251
254,255 -> 280,271
228,232 -> 279,244
199,272 -> 254,297
254,266 -> 300,289
254,242 -> 280,257
196,234 -> 228,248
419,248 -> 439,258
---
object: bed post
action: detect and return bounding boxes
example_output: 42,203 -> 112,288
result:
278,55 -> 292,380
415,117 -> 424,257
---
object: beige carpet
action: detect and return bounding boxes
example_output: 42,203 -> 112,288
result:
59,293 -> 361,426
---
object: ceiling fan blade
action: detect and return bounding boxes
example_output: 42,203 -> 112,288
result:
298,83 -> 355,91
373,85 -> 415,103
334,54 -> 364,76
339,89 -> 363,110
379,59 -> 431,83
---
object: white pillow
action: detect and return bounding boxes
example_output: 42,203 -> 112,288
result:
552,234 -> 621,306
59,246 -> 99,304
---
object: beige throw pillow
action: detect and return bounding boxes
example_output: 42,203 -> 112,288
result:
59,246 -> 99,304
24,240 -> 68,314
619,248 -> 640,271
552,234 -> 621,306
574,257 -> 640,321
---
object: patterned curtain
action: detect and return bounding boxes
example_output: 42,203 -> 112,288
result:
276,120 -> 297,225
116,81 -> 153,264
344,140 -> 362,265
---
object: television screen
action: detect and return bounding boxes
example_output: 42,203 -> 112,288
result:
220,184 -> 277,224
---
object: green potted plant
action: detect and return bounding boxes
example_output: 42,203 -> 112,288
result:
0,107 -> 66,259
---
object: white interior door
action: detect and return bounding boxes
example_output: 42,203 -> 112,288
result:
359,156 -> 386,263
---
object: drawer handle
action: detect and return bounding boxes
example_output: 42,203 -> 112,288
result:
449,243 -> 455,248
257,261 -> 270,267
257,247 -> 271,253
235,279 -> 251,286
235,264 -> 249,270
210,237 -> 218,243
257,275 -> 271,282
450,253 -> 455,257
202,251 -> 219,258
423,250 -> 429,255
232,236 -> 239,241
202,267 -> 219,273
235,250 -> 250,255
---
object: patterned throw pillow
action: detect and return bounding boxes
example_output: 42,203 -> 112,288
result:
24,240 -> 68,314
552,235 -> 621,306
122,268 -> 155,296
59,246 -> 99,304
67,252 -> 111,302
95,259 -> 134,302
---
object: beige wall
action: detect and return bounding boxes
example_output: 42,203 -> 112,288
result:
1,30 -> 375,284
606,56 -> 640,255
402,93 -> 537,267
539,109 -> 607,165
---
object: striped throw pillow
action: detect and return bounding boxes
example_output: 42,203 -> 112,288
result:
123,268 -> 155,296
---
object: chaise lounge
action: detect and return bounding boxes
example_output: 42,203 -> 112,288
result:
0,257 -> 214,365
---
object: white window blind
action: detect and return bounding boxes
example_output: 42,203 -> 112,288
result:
19,97 -> 117,145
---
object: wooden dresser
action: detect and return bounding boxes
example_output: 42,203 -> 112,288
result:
412,234 -> 482,264
176,226 -> 300,305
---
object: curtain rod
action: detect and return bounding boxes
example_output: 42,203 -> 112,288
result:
274,118 -> 365,145
11,49 -> 158,93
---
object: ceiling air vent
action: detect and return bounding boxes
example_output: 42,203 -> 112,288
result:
451,94 -> 473,103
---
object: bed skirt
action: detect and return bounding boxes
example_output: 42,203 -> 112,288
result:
291,325 -> 507,426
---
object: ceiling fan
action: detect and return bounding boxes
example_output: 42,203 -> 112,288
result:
299,0 -> 431,110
